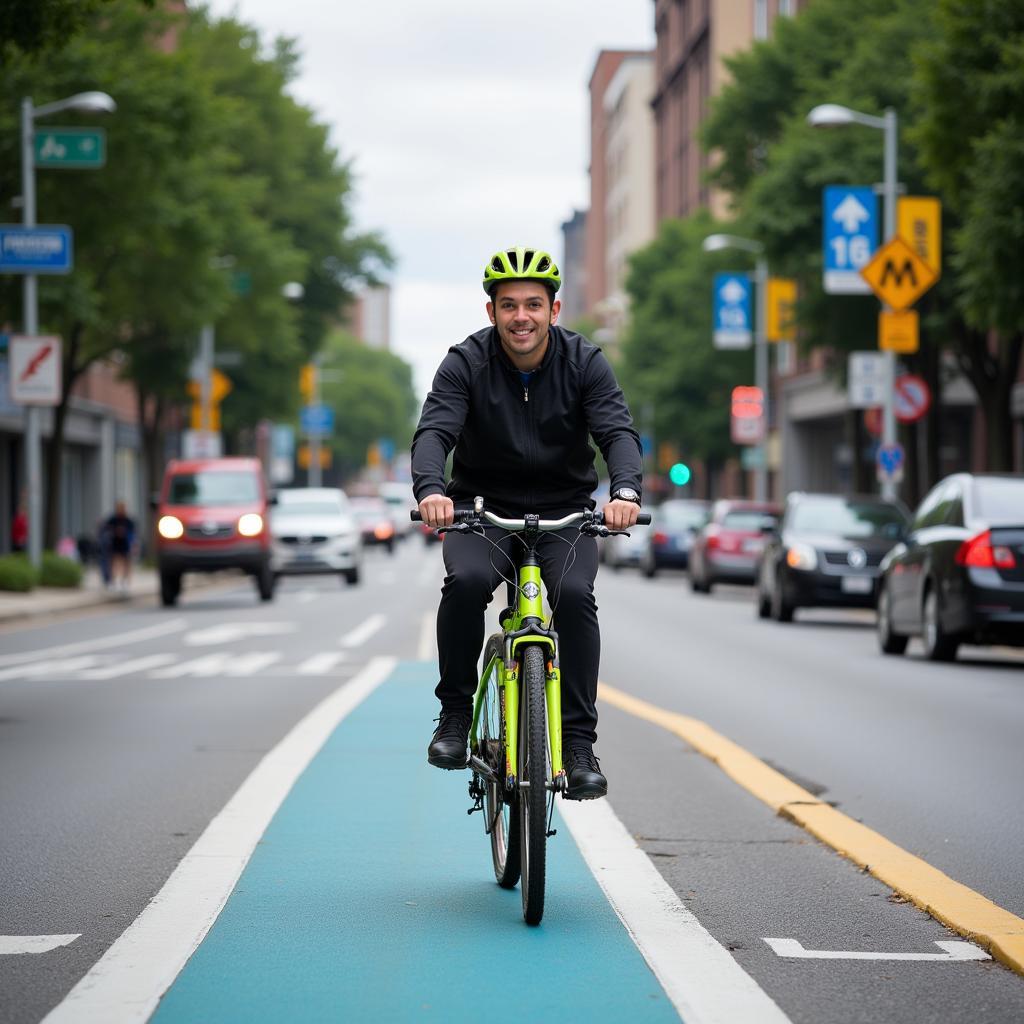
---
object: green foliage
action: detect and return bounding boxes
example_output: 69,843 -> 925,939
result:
0,555 -> 36,592
0,0 -> 153,56
618,213 -> 754,467
38,552 -> 83,587
318,331 -> 419,479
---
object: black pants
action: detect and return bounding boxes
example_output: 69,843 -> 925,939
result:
435,525 -> 601,746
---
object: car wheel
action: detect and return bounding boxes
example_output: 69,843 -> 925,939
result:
159,570 -> 180,608
756,583 -> 771,619
343,566 -> 360,586
642,552 -> 657,579
922,585 -> 959,662
771,568 -> 794,623
876,582 -> 908,655
256,562 -> 276,602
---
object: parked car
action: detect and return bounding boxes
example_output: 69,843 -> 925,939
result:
756,492 -> 908,622
640,499 -> 711,577
152,457 -> 275,607
378,481 -> 416,542
689,500 -> 781,593
270,487 -> 362,585
349,495 -> 396,552
876,473 -> 1024,661
604,522 -> 649,570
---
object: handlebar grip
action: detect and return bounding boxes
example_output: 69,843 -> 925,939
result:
410,510 -> 422,522
636,512 -> 651,525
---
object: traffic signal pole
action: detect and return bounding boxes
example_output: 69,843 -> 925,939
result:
754,255 -> 769,502
880,108 -> 899,501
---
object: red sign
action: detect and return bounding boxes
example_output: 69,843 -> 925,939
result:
731,386 -> 765,445
864,407 -> 882,437
894,374 -> 931,423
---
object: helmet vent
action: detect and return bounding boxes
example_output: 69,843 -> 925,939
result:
537,256 -> 550,272
523,249 -> 536,269
492,256 -> 504,272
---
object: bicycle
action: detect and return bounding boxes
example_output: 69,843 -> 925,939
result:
412,497 -> 649,925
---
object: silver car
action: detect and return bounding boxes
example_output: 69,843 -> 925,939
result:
270,487 -> 363,585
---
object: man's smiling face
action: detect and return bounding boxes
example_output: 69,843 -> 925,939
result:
487,280 -> 561,371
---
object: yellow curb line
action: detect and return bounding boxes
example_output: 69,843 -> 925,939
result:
599,681 -> 1024,976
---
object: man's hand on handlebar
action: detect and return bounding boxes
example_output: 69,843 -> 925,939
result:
602,498 -> 641,532
419,493 -> 455,529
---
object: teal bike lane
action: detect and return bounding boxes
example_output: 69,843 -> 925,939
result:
151,660 -> 681,1023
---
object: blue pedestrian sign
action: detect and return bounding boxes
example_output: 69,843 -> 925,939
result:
876,442 -> 905,484
0,225 -> 73,274
823,186 -> 877,294
300,403 -> 334,436
712,272 -> 752,349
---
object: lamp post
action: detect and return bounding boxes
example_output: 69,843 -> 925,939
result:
807,103 -> 899,500
19,91 -> 116,566
702,233 -> 769,501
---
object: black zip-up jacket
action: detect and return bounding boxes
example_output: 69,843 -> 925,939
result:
411,325 -> 642,513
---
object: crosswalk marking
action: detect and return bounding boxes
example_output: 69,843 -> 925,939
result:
151,653 -> 232,679
222,653 -> 282,677
340,614 -> 386,648
296,652 -> 348,675
79,654 -> 177,679
0,656 -> 100,682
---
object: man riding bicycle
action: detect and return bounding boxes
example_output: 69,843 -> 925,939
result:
412,246 -> 642,800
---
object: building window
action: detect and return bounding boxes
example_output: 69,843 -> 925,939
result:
779,0 -> 795,14
754,0 -> 768,39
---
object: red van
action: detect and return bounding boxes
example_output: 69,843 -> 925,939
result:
153,457 -> 275,606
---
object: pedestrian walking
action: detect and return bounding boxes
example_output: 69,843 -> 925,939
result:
103,501 -> 137,591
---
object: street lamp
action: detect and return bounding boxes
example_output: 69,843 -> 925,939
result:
702,233 -> 769,501
20,90 -> 116,566
807,102 -> 899,500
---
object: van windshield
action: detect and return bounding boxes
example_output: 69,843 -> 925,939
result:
168,471 -> 260,506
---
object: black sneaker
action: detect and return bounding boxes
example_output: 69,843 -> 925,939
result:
564,743 -> 607,800
427,708 -> 472,770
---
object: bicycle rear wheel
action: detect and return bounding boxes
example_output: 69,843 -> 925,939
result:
518,644 -> 549,925
480,635 -> 520,888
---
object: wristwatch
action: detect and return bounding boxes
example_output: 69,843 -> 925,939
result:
612,487 -> 641,505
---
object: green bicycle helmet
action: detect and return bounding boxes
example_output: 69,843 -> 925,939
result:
482,246 -> 561,295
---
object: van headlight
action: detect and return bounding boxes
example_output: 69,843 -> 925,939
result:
785,542 -> 818,571
157,515 -> 184,540
237,513 -> 264,537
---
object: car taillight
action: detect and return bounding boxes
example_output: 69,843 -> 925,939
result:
705,533 -> 720,550
955,529 -> 1016,569
653,531 -> 669,545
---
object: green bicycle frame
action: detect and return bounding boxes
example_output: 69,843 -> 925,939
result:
469,560 -> 564,790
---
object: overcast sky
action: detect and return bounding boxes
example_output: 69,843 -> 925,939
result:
203,1 -> 656,398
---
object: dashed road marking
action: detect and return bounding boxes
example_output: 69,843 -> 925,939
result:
339,613 -> 385,648
0,935 -> 80,955
764,938 -> 990,962
0,619 -> 186,668
79,654 -> 177,679
296,652 -> 348,675
184,622 -> 295,646
0,656 -> 101,681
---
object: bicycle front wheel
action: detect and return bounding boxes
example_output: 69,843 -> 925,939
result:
480,635 -> 520,888
518,644 -> 549,925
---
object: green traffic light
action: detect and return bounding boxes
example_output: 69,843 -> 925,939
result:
669,463 -> 691,486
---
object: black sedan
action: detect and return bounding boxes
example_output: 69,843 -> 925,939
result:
756,492 -> 909,622
876,473 -> 1024,661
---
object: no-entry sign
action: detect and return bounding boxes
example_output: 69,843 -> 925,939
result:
894,374 -> 931,423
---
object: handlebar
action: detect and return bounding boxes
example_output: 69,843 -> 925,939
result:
411,504 -> 650,529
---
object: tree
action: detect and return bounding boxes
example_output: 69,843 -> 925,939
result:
0,0 -> 153,56
618,212 -> 755,495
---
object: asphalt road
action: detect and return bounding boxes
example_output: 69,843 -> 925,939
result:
1,538 -> 1021,1023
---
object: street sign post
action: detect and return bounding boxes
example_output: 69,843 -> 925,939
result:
879,309 -> 919,353
9,335 -> 61,404
893,374 -> 931,423
848,352 -> 888,409
860,236 -> 937,311
300,403 -> 334,436
823,186 -> 877,294
34,127 -> 106,168
713,273 -> 752,349
0,225 -> 73,273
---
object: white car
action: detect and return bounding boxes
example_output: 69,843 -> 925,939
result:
270,487 -> 362,585
378,481 -> 416,541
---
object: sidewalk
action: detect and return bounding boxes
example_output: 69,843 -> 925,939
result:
0,566 -> 236,625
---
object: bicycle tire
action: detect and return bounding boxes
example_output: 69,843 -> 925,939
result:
518,644 -> 548,925
480,635 -> 520,888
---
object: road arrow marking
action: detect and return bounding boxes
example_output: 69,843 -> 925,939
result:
0,935 -> 80,955
764,938 -> 990,962
832,194 -> 871,232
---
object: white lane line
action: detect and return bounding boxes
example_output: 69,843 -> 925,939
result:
42,657 -> 396,1024
184,622 -> 295,646
764,938 -> 990,962
79,654 -> 178,680
558,797 -> 792,1024
150,654 -> 232,679
340,613 -> 386,648
417,611 -> 435,662
0,619 -> 186,668
0,934 -> 81,955
296,652 -> 348,675
0,656 -> 102,682
222,652 -> 282,677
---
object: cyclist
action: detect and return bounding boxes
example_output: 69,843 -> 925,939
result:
412,246 -> 642,800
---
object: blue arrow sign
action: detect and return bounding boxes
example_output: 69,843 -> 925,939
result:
300,404 -> 334,436
876,442 -> 905,483
0,225 -> 73,274
823,186 -> 877,294
712,272 -> 752,349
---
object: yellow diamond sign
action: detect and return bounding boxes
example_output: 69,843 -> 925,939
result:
859,236 -> 937,311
